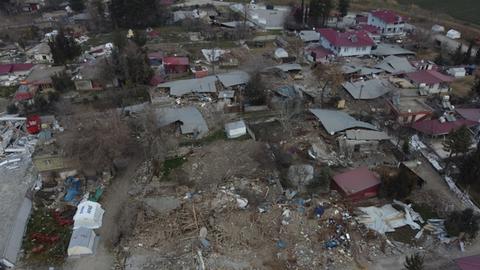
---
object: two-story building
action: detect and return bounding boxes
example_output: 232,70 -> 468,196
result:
367,10 -> 406,37
317,28 -> 375,57
404,70 -> 454,94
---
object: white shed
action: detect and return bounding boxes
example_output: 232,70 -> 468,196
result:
431,24 -> 445,33
73,201 -> 105,230
447,67 -> 466,78
67,227 -> 97,257
274,48 -> 289,59
446,29 -> 461,39
225,120 -> 247,138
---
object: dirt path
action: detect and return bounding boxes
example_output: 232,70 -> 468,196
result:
64,156 -> 142,270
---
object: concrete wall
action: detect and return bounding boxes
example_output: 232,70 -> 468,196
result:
367,14 -> 405,36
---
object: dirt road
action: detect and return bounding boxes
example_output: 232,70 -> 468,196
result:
64,157 -> 142,270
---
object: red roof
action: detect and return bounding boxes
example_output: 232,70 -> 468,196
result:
405,70 -> 454,85
354,24 -> 381,35
163,56 -> 189,66
411,118 -> 478,136
370,10 -> 404,24
333,167 -> 381,196
455,255 -> 480,270
0,64 -> 12,75
317,28 -> 375,47
11,63 -> 34,72
0,63 -> 34,75
456,108 -> 480,122
306,45 -> 334,60
149,74 -> 165,86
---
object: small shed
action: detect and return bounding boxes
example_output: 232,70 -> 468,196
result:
332,167 -> 381,200
73,201 -> 105,230
446,29 -> 461,39
447,67 -> 466,78
163,56 -> 189,74
431,24 -> 445,33
274,48 -> 289,59
225,120 -> 247,138
67,227 -> 97,257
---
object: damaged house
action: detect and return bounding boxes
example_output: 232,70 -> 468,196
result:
155,106 -> 209,138
342,78 -> 394,100
73,61 -> 116,91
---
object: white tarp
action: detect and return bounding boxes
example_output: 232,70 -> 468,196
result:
73,201 -> 105,230
446,29 -> 461,39
274,48 -> 289,59
225,120 -> 247,139
357,200 -> 423,234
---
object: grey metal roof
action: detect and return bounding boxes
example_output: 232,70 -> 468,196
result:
342,78 -> 393,100
68,227 -> 95,249
309,109 -> 377,135
155,106 -> 209,137
225,120 -> 246,132
374,55 -> 415,74
218,90 -> 235,99
372,44 -> 415,57
341,64 -> 383,76
345,129 -> 390,141
299,31 -> 320,42
216,71 -> 250,87
268,63 -> 302,72
26,66 -> 65,84
158,76 -> 218,97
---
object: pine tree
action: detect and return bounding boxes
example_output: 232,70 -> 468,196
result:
404,253 -> 424,270
443,125 -> 472,158
110,0 -> 159,28
69,0 -> 85,12
464,40 -> 474,64
309,0 -> 333,27
475,48 -> 480,65
452,44 -> 464,65
338,0 -> 349,17
48,29 -> 81,65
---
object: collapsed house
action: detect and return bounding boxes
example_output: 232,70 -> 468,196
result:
374,55 -> 416,74
386,96 -> 434,124
25,43 -> 53,64
155,106 -> 209,138
309,109 -> 377,135
338,129 -> 391,157
371,44 -> 416,57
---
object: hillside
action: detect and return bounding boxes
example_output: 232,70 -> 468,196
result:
397,0 -> 480,25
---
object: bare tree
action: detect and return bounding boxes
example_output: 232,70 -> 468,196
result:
59,109 -> 134,173
313,64 -> 344,106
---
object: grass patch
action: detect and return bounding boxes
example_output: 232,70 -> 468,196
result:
163,156 -> 187,177
0,86 -> 17,98
386,225 -> 417,244
22,208 -> 72,266
412,203 -> 440,220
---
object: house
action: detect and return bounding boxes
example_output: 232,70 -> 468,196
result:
225,120 -> 247,138
317,28 -> 375,57
305,45 -> 334,64
0,63 -> 35,85
387,96 -> 434,124
371,43 -> 415,57
230,4 -> 291,30
337,129 -> 390,157
367,10 -> 406,37
26,43 -> 53,64
73,201 -> 105,230
447,67 -> 466,78
67,228 -> 98,257
299,30 -> 320,43
155,106 -> 209,138
163,56 -> 189,74
74,62 -> 112,91
446,29 -> 461,40
353,24 -> 382,43
405,70 -> 454,94
309,109 -> 377,135
24,65 -> 65,92
342,78 -> 393,100
332,167 -> 381,200
411,118 -> 478,137
454,254 -> 480,270
374,55 -> 416,74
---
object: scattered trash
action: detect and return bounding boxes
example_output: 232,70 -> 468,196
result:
276,240 -> 287,249
314,206 -> 325,218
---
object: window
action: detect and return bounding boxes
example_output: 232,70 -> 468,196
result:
343,47 -> 347,52
362,47 -> 367,51
42,55 -> 47,60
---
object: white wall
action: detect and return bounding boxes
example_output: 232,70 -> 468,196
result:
319,36 -> 371,56
367,14 -> 405,36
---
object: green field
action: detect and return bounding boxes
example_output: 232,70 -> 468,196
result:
397,0 -> 480,25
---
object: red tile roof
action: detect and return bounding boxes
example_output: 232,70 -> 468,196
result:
354,24 -> 381,35
317,28 -> 375,47
370,10 -> 404,24
411,118 -> 478,136
455,255 -> 480,270
306,45 -> 334,60
0,63 -> 34,75
333,167 -> 381,196
11,63 -> 34,72
163,56 -> 189,66
405,70 -> 454,85
456,108 -> 480,122
149,74 -> 165,86
0,64 -> 12,75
